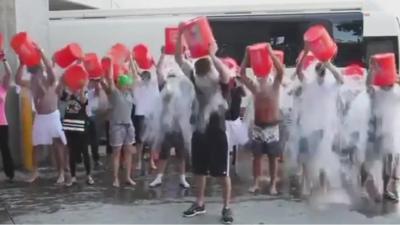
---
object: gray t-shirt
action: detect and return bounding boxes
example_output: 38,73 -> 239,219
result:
109,88 -> 134,124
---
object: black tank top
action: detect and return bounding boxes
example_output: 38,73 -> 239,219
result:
62,94 -> 88,132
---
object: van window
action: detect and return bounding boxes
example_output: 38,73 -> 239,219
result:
209,12 -> 363,68
364,36 -> 399,71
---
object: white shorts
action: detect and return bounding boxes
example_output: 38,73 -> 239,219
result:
33,110 -> 67,146
226,118 -> 249,152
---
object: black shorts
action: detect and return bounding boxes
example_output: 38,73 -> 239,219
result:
159,132 -> 186,160
192,128 -> 229,177
133,115 -> 145,144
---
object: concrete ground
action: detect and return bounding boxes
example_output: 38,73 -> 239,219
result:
1,149 -> 400,224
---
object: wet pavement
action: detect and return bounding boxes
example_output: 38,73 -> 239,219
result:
1,149 -> 400,224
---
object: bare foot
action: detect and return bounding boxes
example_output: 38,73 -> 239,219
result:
126,178 -> 136,186
150,161 -> 157,170
113,179 -> 120,188
27,173 -> 39,183
269,185 -> 278,195
248,185 -> 260,193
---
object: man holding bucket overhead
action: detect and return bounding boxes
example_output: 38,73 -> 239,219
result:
175,20 -> 234,224
239,43 -> 284,195
15,48 -> 67,184
366,53 -> 400,202
100,56 -> 137,188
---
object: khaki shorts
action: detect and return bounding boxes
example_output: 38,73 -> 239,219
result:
109,123 -> 136,148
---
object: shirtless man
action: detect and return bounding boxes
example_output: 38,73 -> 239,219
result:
16,49 -> 67,184
240,44 -> 284,195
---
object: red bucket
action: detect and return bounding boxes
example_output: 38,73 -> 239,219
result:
108,43 -> 130,64
132,44 -> 153,70
248,43 -> 272,77
343,64 -> 364,77
63,64 -> 89,91
84,53 -> 103,80
165,27 -> 180,55
182,17 -> 215,58
11,32 -> 41,67
372,53 -> 397,86
54,43 -> 83,68
304,25 -> 337,62
273,50 -> 285,65
297,50 -> 317,70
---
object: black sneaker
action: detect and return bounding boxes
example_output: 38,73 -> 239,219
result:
183,203 -> 206,217
221,207 -> 234,224
383,191 -> 399,203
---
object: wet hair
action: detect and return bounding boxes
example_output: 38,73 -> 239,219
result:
140,71 -> 151,81
27,65 -> 43,75
315,63 -> 326,77
194,58 -> 211,76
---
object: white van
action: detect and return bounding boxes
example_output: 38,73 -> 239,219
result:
49,0 -> 400,70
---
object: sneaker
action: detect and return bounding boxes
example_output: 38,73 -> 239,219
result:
383,191 -> 399,203
221,208 -> 234,224
56,175 -> 65,185
149,176 -> 163,188
183,203 -> 206,217
66,177 -> 77,187
180,177 -> 190,189
87,176 -> 94,185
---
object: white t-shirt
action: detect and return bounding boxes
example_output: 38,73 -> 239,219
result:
134,73 -> 160,117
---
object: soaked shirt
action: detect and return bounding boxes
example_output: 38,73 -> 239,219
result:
180,59 -> 227,131
109,88 -> 134,124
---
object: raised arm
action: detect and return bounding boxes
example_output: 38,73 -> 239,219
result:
39,49 -> 56,86
209,43 -> 230,84
324,61 -> 344,85
0,51 -> 12,89
268,44 -> 284,88
15,61 -> 29,88
239,47 -> 258,95
156,46 -> 167,87
103,57 -> 114,94
296,47 -> 310,82
174,23 -> 185,67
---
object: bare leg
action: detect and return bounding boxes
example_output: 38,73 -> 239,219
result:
249,152 -> 263,193
27,146 -> 40,183
220,176 -> 232,208
136,143 -> 143,170
268,156 -> 279,195
53,138 -> 65,184
124,144 -> 136,186
150,150 -> 157,170
195,175 -> 207,206
112,148 -> 122,187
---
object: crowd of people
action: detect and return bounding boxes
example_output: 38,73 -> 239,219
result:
1,22 -> 400,224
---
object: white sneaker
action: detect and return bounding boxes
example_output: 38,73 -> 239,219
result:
149,175 -> 163,187
66,177 -> 77,187
87,176 -> 94,185
180,175 -> 190,189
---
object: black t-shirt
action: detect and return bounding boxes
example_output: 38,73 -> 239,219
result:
62,93 -> 88,132
225,86 -> 245,121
